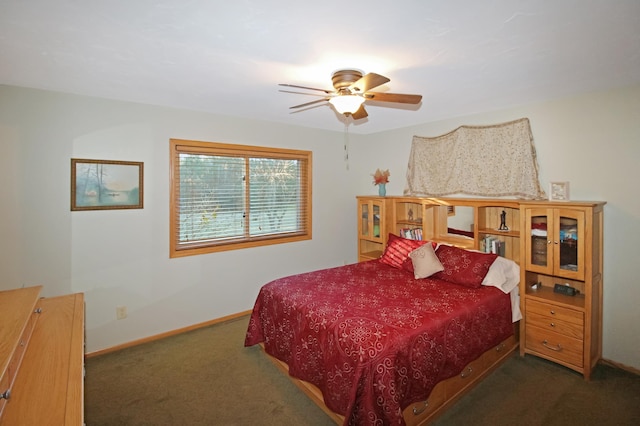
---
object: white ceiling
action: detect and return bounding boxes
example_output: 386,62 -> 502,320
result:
1,0 -> 639,134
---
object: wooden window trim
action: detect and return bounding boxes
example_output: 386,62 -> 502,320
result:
170,139 -> 312,258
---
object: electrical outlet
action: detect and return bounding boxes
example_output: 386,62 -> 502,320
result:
116,305 -> 127,320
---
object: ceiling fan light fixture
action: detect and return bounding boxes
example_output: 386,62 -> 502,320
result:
281,69 -> 420,121
329,95 -> 364,114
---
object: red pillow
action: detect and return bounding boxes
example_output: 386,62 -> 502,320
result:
380,233 -> 436,272
432,244 -> 498,288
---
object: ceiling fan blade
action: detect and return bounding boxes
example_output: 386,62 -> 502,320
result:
349,73 -> 390,93
350,105 -> 368,120
290,98 -> 330,109
279,89 -> 329,97
279,83 -> 333,94
363,92 -> 422,104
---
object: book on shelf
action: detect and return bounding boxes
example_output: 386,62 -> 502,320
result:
400,227 -> 423,240
482,235 -> 506,256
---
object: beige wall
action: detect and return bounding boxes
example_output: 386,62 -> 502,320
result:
1,83 -> 638,370
0,85 -> 357,352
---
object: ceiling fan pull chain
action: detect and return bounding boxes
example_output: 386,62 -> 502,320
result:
344,122 -> 350,170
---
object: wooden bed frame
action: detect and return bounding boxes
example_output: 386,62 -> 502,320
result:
261,327 -> 519,425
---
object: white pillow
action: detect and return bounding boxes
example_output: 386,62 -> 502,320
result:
481,256 -> 520,294
409,244 -> 444,279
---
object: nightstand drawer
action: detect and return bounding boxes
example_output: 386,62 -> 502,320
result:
527,311 -> 583,339
525,325 -> 583,368
526,299 -> 583,326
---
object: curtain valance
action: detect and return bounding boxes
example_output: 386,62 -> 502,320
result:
404,118 -> 545,199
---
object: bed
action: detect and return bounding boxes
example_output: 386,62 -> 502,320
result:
245,237 -> 521,426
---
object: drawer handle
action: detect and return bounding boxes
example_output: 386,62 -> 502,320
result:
460,366 -> 473,378
550,310 -> 556,315
412,400 -> 429,415
542,340 -> 562,352
1,389 -> 10,400
495,343 -> 506,352
34,307 -> 42,314
550,322 -> 556,328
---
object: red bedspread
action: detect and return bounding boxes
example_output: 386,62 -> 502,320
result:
245,260 -> 513,426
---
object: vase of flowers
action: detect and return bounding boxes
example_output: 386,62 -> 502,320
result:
372,169 -> 390,196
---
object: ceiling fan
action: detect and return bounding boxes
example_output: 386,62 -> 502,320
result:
279,69 -> 422,120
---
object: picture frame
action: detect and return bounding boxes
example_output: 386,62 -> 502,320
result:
71,159 -> 144,211
549,181 -> 570,201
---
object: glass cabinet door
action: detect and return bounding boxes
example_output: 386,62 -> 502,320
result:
361,202 -> 370,238
525,208 -> 553,274
373,204 -> 381,238
358,198 -> 386,262
525,207 -> 585,281
359,200 -> 383,242
553,208 -> 585,281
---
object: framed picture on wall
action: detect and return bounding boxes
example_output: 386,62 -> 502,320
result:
71,159 -> 144,211
549,181 -> 570,201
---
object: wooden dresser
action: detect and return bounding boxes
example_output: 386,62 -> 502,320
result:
0,286 -> 85,425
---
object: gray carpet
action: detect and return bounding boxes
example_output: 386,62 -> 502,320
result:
85,315 -> 640,425
432,351 -> 640,426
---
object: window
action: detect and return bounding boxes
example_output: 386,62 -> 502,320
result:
170,139 -> 312,257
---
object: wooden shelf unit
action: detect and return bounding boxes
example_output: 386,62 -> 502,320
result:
519,200 -> 605,380
356,196 -> 523,264
0,286 -> 85,425
356,196 -> 605,379
391,197 -> 437,242
357,196 -> 391,262
476,204 -> 521,261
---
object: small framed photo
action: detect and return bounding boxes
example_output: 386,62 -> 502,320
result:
549,181 -> 570,201
71,159 -> 144,211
